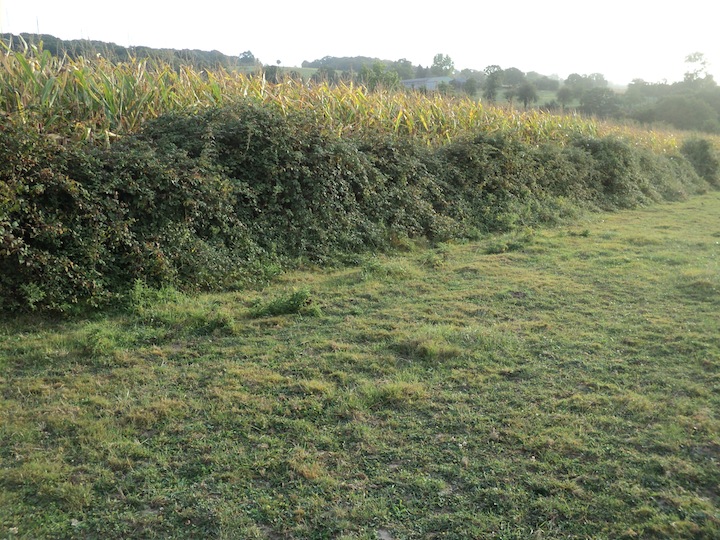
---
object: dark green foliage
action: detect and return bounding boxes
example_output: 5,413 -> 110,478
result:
570,137 -> 646,208
355,135 -> 461,241
623,78 -> 720,134
1,104 -> 716,312
654,96 -> 720,133
198,106 -> 380,260
438,134 -> 542,231
0,115 -> 260,311
568,137 -> 708,209
0,122 -> 115,311
580,87 -> 620,118
681,137 -> 720,186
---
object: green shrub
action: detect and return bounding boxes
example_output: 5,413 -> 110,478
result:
681,138 -> 720,187
0,120 -> 116,311
356,134 -> 462,241
570,137 -> 649,209
438,134 -> 526,231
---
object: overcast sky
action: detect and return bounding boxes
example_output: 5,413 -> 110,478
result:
1,0 -> 718,85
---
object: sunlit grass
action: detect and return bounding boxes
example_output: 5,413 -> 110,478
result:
1,192 -> 718,538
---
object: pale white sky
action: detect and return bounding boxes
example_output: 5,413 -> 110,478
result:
1,0 -> 718,85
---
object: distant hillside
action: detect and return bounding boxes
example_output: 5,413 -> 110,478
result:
0,33 -> 257,72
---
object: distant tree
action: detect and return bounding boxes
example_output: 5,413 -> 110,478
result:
564,72 -> 608,101
392,58 -> 415,80
623,79 -> 652,106
564,73 -> 592,99
311,66 -> 338,84
239,50 -> 257,65
580,87 -> 620,118
624,78 -> 672,103
680,52 -> 717,91
463,77 -> 479,97
503,67 -> 526,87
264,65 -> 281,83
684,52 -> 709,82
460,68 -> 486,85
361,61 -> 400,90
588,73 -> 608,88
483,65 -> 503,102
556,86 -> 573,110
430,53 -> 455,76
655,95 -> 720,132
517,82 -> 539,109
415,65 -> 430,78
504,87 -> 517,105
530,75 -> 560,92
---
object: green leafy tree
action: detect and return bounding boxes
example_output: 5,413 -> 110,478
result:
392,58 -> 415,80
684,52 -> 709,82
517,82 -> 539,109
239,50 -> 257,66
503,67 -> 526,87
483,65 -> 503,102
460,68 -> 486,84
463,77 -> 479,97
580,87 -> 620,118
530,75 -> 560,91
504,86 -> 517,105
655,96 -> 720,132
415,65 -> 430,78
588,73 -> 609,88
361,62 -> 400,90
564,73 -> 592,99
556,86 -> 573,110
431,53 -> 455,76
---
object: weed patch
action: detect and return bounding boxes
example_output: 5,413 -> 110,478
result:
248,288 -> 322,318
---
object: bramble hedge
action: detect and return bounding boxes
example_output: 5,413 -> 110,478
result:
1,103 -> 716,311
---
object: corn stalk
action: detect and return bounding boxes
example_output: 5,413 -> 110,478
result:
0,44 -> 684,152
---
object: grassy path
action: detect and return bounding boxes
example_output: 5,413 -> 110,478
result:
1,193 -> 719,539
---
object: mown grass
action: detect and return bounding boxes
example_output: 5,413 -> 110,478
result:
1,193 -> 719,539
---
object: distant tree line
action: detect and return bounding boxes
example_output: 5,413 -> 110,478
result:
268,51 -> 720,133
622,56 -> 720,133
0,33 -> 259,72
435,53 -> 720,134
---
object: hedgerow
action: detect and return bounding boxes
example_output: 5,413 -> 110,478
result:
0,103 -> 715,312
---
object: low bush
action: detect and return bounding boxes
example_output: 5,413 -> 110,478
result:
681,137 -> 720,186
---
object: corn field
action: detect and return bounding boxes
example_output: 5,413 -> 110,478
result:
0,41 -> 688,152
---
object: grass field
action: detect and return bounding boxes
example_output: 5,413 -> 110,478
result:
1,192 -> 719,539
